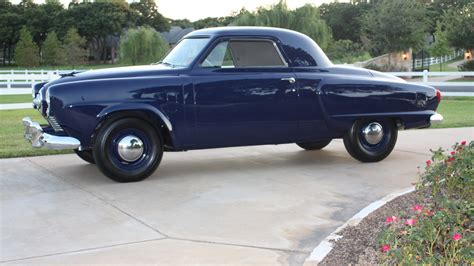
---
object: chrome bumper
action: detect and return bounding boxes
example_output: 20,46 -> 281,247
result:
430,113 -> 443,124
22,117 -> 80,150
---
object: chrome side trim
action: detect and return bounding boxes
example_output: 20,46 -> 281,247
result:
22,117 -> 80,150
430,113 -> 443,124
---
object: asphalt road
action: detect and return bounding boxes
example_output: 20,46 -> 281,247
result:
1,127 -> 473,265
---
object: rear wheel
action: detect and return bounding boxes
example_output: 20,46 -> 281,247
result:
74,149 -> 95,164
343,118 -> 397,162
93,118 -> 163,182
297,140 -> 331,150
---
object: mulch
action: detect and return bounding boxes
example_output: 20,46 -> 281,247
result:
319,190 -> 419,265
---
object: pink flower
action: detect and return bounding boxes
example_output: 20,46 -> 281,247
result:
381,244 -> 391,252
448,157 -> 455,162
450,151 -> 456,156
405,219 -> 416,226
452,233 -> 462,241
426,160 -> 431,167
385,216 -> 397,224
461,140 -> 466,145
413,204 -> 423,212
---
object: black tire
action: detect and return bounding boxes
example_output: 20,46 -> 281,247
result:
93,118 -> 163,182
343,118 -> 397,162
297,140 -> 332,150
74,149 -> 95,164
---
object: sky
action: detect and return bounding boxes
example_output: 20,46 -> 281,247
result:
10,0 -> 347,21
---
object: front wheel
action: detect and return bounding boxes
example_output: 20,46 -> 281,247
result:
297,140 -> 331,150
74,149 -> 95,164
93,118 -> 163,182
343,118 -> 397,162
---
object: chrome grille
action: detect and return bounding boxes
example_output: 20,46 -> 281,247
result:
47,116 -> 63,132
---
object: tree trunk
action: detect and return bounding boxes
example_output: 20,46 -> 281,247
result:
2,45 -> 6,66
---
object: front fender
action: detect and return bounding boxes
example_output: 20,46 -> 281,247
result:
97,103 -> 173,132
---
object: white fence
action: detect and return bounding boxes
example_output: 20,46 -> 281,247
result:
0,69 -> 472,96
413,50 -> 463,68
0,70 -> 71,90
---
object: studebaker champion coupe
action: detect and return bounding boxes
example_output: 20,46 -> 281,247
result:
23,27 -> 443,182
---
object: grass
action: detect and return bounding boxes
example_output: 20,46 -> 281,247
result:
0,109 -> 72,158
0,94 -> 32,104
431,97 -> 474,128
447,77 -> 474,82
0,97 -> 472,158
428,56 -> 463,72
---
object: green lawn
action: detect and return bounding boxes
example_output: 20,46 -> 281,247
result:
0,109 -> 71,158
0,98 -> 472,158
428,56 -> 463,72
0,94 -> 32,104
447,77 -> 474,82
431,97 -> 474,128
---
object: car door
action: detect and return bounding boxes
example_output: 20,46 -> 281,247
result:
189,38 -> 300,148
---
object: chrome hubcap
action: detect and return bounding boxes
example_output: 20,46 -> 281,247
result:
117,135 -> 144,162
362,122 -> 384,145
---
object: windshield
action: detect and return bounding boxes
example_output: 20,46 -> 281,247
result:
160,38 -> 209,67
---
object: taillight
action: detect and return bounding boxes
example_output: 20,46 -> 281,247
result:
436,89 -> 441,103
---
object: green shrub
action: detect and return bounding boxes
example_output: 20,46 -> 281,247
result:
327,39 -> 371,64
458,60 -> 474,71
378,141 -> 473,264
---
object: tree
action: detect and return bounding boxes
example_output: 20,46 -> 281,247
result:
319,2 -> 371,43
120,27 -> 169,65
26,0 -> 64,47
65,1 -> 135,62
428,22 -> 451,71
42,31 -> 65,66
63,27 -> 87,67
443,3 -> 474,56
234,1 -> 332,51
361,0 -> 429,57
130,0 -> 170,32
0,2 -> 24,65
14,27 -> 39,67
427,0 -> 472,34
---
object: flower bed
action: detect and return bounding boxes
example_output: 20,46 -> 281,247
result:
320,140 -> 473,264
379,141 -> 472,264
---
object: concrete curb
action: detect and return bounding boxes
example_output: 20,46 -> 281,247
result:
305,186 -> 416,264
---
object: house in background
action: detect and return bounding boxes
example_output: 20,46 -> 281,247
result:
160,26 -> 194,47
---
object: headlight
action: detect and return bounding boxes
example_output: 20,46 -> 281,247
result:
45,88 -> 51,117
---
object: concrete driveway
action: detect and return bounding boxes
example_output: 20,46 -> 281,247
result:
1,127 -> 473,265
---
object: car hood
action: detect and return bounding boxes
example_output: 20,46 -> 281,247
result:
46,65 -> 184,87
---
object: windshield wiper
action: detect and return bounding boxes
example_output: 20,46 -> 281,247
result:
156,61 -> 175,68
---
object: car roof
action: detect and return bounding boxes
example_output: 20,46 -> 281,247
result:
187,26 -> 300,38
185,26 -> 332,67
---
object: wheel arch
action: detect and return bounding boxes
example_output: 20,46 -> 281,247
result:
94,104 -> 175,150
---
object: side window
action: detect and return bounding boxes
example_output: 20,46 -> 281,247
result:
229,40 -> 286,67
201,39 -> 287,68
201,41 -> 235,68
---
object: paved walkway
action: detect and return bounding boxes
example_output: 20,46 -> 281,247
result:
1,127 -> 473,265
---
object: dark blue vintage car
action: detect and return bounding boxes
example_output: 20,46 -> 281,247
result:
23,27 -> 443,182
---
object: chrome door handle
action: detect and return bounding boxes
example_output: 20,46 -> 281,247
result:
281,77 -> 296,84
